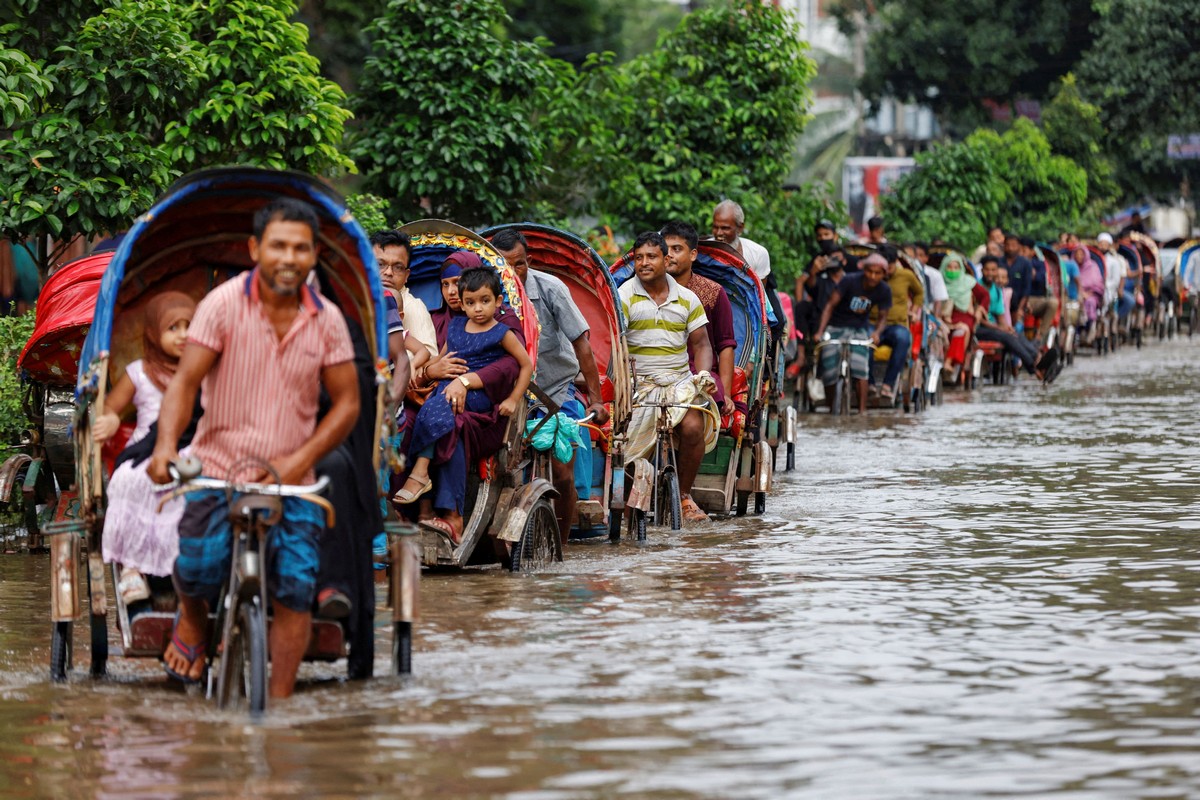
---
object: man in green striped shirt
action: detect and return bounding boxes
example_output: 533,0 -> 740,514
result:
618,231 -> 719,522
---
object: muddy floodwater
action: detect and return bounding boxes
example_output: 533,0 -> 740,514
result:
2,342 -> 1200,799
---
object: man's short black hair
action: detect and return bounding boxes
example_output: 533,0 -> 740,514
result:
880,243 -> 899,263
659,221 -> 698,251
633,230 -> 667,256
980,255 -> 1001,267
1018,235 -> 1036,248
1004,231 -> 1020,242
253,197 -> 320,240
369,229 -> 411,256
867,216 -> 885,232
459,266 -> 502,298
913,241 -> 929,253
815,218 -> 836,233
491,228 -> 528,253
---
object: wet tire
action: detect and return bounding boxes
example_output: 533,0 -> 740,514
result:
511,497 -> 561,572
392,621 -> 412,675
735,490 -> 749,517
631,508 -> 647,541
785,443 -> 795,472
218,600 -> 267,716
656,471 -> 681,531
50,621 -> 72,683
753,491 -> 766,515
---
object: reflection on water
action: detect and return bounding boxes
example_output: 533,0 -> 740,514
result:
2,344 -> 1200,798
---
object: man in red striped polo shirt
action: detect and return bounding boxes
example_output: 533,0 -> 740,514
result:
149,197 -> 360,698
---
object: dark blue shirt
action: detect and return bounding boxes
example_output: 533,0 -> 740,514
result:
1029,258 -> 1048,298
829,273 -> 892,329
1002,255 -> 1033,311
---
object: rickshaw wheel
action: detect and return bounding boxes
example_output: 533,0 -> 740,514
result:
656,471 -> 681,531
510,497 -> 561,572
50,621 -> 72,682
608,510 -> 622,544
631,508 -> 648,541
735,490 -> 749,517
217,600 -> 267,715
785,443 -> 795,472
753,491 -> 766,515
392,621 -> 412,675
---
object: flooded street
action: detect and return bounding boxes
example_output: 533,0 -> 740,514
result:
2,341 -> 1200,799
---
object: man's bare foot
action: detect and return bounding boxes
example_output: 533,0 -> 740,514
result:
163,604 -> 207,682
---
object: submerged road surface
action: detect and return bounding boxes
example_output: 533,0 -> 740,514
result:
2,341 -> 1199,798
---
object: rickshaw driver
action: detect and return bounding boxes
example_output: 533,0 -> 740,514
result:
148,198 -> 360,697
491,229 -> 610,545
620,232 -> 718,523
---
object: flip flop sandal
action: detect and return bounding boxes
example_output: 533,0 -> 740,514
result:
392,475 -> 432,505
422,517 -> 462,545
163,613 -> 206,685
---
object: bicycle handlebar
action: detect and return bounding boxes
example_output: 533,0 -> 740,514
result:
161,460 -> 331,496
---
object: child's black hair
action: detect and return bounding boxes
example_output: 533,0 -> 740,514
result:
459,266 -> 502,298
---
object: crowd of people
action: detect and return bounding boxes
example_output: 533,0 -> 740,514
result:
82,186 -> 1181,701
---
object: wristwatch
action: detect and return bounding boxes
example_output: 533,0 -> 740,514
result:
458,375 -> 471,388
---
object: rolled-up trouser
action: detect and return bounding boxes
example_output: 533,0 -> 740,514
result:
1026,295 -> 1059,342
975,326 -> 1041,374
174,489 -> 324,612
819,325 -> 872,385
879,324 -> 911,388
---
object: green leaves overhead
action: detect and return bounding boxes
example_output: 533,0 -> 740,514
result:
1,0 -> 353,275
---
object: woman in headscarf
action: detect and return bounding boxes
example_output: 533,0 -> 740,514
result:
401,252 -> 525,542
940,254 -> 988,334
1075,246 -> 1106,325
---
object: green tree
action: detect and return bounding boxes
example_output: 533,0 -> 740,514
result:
1041,73 -> 1115,207
351,0 -> 563,226
597,2 -> 816,233
883,119 -> 1091,246
1076,0 -> 1200,199
0,0 -> 353,276
831,0 -> 1096,131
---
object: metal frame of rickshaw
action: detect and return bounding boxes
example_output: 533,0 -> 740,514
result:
479,223 -> 634,542
399,220 -> 561,572
611,240 -> 773,519
47,167 -> 420,695
1,251 -> 114,552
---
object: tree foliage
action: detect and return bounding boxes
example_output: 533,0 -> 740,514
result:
0,0 -> 353,274
597,2 -> 816,231
884,120 -> 1090,247
0,310 -> 36,458
831,0 -> 1096,130
1076,0 -> 1200,198
351,0 -> 562,227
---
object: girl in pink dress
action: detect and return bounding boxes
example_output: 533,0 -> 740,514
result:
94,292 -> 195,604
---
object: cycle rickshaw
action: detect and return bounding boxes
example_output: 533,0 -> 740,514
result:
480,223 -> 633,541
399,220 -> 560,570
1,251 -> 112,551
48,168 -> 420,713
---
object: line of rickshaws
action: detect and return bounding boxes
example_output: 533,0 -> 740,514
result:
789,232 -> 1197,419
1,168 -> 801,714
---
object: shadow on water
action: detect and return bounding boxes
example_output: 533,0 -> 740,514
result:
2,342 -> 1200,798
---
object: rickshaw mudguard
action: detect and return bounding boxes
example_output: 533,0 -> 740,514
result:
493,478 -> 558,544
626,457 -> 655,513
753,441 -> 773,494
0,453 -> 32,503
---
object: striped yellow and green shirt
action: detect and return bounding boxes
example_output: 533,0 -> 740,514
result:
619,274 -> 709,375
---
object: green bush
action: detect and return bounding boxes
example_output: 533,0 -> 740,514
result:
0,310 -> 37,460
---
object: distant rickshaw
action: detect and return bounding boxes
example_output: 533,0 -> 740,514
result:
1,252 -> 112,550
480,223 -> 633,541
49,168 -> 419,712
399,220 -> 560,570
1176,239 -> 1200,336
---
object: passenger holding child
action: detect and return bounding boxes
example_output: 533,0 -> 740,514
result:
393,267 -> 534,543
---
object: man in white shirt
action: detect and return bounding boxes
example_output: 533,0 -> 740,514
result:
1097,232 -> 1128,312
710,199 -> 784,340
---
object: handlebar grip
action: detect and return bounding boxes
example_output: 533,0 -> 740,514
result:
170,457 -> 203,482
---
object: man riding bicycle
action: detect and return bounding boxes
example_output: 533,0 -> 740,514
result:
149,198 -> 360,699
813,253 -> 892,414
